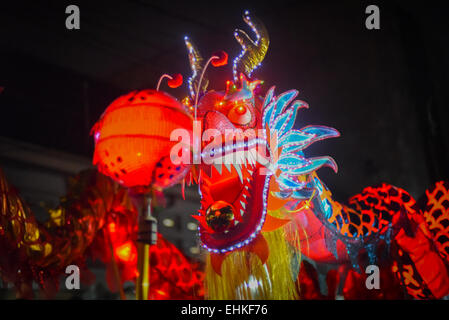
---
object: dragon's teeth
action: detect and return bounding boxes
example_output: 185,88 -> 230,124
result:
240,201 -> 246,209
245,159 -> 251,167
251,149 -> 260,162
234,163 -> 244,183
224,153 -> 233,166
255,151 -> 270,166
247,150 -> 255,166
246,158 -> 253,169
240,209 -> 245,216
224,162 -> 231,173
213,162 -> 222,175
251,149 -> 260,166
236,150 -> 245,165
243,194 -> 247,199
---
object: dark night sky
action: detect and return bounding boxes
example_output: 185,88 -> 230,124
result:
0,0 -> 448,201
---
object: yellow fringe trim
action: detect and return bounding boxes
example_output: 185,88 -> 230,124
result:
205,227 -> 301,300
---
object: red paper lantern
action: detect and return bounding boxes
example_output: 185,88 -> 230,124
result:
92,89 -> 192,189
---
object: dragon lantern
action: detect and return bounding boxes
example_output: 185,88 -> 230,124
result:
175,11 -> 449,299
1,10 -> 449,301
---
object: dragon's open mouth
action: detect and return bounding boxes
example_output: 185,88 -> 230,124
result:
196,135 -> 271,253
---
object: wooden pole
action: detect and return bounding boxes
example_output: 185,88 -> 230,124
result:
135,194 -> 157,300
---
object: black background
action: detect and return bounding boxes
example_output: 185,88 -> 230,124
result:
0,0 -> 448,202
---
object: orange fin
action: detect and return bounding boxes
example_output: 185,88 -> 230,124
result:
262,214 -> 291,232
268,174 -> 280,192
267,193 -> 289,211
247,234 -> 269,265
191,215 -> 215,234
210,252 -> 228,276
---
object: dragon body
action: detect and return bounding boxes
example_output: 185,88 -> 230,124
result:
296,178 -> 449,299
179,12 -> 449,299
186,77 -> 449,299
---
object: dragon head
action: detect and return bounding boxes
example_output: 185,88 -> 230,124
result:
182,12 -> 340,262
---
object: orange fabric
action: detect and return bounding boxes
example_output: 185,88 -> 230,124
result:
247,234 -> 269,265
210,252 -> 229,276
261,214 -> 291,232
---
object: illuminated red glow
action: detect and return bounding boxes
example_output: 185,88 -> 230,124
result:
211,50 -> 228,67
98,215 -> 204,299
235,105 -> 247,115
115,241 -> 137,263
108,222 -> 117,234
167,73 -> 183,88
92,90 -> 192,188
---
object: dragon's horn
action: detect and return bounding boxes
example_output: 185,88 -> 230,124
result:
184,36 -> 209,99
233,11 -> 269,82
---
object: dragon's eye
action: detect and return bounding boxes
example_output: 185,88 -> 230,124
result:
227,104 -> 252,125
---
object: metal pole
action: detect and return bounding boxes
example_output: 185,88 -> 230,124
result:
136,194 -> 157,300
